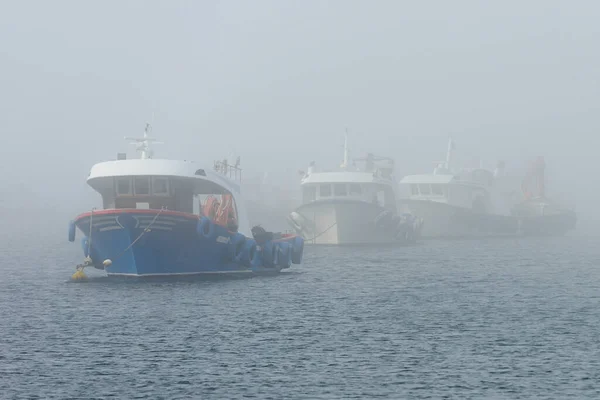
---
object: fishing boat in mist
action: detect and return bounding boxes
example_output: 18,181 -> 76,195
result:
398,138 -> 577,238
288,135 -> 422,245
68,124 -> 304,278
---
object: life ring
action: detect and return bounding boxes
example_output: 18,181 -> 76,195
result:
277,242 -> 292,269
197,216 -> 216,240
202,196 -> 220,220
68,220 -> 76,242
291,236 -> 304,264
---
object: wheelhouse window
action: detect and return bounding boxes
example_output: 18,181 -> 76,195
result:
431,184 -> 444,196
116,178 -> 132,196
303,185 -> 317,203
320,184 -> 331,197
134,177 -> 151,195
349,184 -> 362,195
419,184 -> 431,195
334,184 -> 347,196
152,177 -> 170,196
410,184 -> 419,196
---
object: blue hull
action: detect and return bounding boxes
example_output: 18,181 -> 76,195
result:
71,210 -> 304,277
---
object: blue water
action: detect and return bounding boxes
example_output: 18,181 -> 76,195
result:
1,224 -> 599,399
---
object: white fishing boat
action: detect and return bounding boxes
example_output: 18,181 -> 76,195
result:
398,139 -> 576,238
288,135 -> 422,245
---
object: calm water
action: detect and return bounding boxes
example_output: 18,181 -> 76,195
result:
1,224 -> 600,399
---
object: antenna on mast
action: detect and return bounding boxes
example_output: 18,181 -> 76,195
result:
124,119 -> 163,159
340,128 -> 349,169
445,136 -> 455,170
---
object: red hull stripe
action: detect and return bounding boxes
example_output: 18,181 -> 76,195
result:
74,209 -> 200,223
73,208 -> 300,240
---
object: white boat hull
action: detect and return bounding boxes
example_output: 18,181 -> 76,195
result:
399,200 -> 518,238
290,200 -> 398,245
399,199 -> 576,238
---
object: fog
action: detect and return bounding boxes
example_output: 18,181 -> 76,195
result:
1,0 -> 598,227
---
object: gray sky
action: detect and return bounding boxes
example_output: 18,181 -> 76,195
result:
1,0 -> 598,217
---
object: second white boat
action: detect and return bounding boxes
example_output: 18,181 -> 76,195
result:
288,135 -> 422,245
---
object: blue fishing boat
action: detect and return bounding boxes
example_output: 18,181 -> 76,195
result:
69,124 -> 304,278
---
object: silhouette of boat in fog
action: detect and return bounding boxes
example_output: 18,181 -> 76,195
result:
287,134 -> 422,245
398,139 -> 576,238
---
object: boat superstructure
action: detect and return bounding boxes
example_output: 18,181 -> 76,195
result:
398,138 -> 576,238
68,124 -> 304,277
288,134 -> 422,245
510,156 -> 577,235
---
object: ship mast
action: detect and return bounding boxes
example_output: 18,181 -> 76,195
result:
340,129 -> 349,169
125,122 -> 162,159
444,137 -> 455,170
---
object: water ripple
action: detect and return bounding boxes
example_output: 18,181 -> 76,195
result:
1,234 -> 600,398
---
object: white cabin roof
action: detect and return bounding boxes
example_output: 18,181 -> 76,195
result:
89,159 -> 198,179
87,158 -> 243,204
301,171 -> 383,185
88,158 -> 238,189
399,174 -> 455,184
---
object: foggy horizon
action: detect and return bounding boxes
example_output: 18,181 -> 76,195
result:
2,4 -> 600,398
1,0 -> 598,221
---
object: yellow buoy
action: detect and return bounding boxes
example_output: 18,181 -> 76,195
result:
71,268 -> 87,281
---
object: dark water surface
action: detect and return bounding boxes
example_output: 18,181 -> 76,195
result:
1,228 -> 600,399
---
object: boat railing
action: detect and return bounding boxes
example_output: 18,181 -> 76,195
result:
214,160 -> 242,182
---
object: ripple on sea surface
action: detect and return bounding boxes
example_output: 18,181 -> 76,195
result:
0,234 -> 599,398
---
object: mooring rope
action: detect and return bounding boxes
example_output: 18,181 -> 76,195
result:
304,221 -> 337,243
87,208 -> 94,258
107,207 -> 166,265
